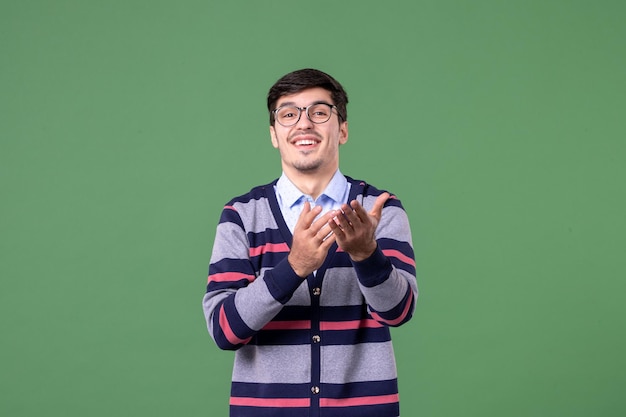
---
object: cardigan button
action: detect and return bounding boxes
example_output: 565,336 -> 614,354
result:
312,335 -> 321,343
312,287 -> 321,296
311,386 -> 320,394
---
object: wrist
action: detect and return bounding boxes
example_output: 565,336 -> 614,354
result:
287,254 -> 310,278
348,240 -> 378,262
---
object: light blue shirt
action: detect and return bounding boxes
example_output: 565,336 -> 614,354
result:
275,170 -> 351,234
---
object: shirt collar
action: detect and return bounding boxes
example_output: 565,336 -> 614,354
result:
276,170 -> 348,208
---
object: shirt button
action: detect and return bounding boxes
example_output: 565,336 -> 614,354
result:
312,335 -> 321,343
313,287 -> 321,296
311,386 -> 320,394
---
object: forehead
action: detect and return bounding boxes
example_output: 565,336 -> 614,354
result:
276,87 -> 333,107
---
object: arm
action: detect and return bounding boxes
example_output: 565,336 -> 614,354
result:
203,202 -> 337,350
328,193 -> 418,326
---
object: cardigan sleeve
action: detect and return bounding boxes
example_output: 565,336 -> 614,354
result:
353,197 -> 418,327
202,204 -> 303,350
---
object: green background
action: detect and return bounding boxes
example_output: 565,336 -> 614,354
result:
2,1 -> 624,416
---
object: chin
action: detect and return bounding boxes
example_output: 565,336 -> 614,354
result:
293,161 -> 323,172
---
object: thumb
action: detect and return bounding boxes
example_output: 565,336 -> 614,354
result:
369,192 -> 390,220
295,201 -> 311,227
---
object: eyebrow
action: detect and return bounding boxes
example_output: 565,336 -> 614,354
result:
276,100 -> 334,108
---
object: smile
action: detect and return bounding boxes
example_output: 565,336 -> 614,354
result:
294,139 -> 318,146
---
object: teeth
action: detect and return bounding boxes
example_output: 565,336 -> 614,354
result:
295,140 -> 316,146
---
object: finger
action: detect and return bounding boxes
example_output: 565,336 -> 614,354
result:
313,218 -> 337,245
334,207 -> 356,230
311,210 -> 337,232
294,201 -> 311,229
296,202 -> 322,230
368,192 -> 390,220
345,201 -> 368,224
320,228 -> 337,245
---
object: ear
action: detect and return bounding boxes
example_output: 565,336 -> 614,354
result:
339,121 -> 349,145
269,125 -> 279,148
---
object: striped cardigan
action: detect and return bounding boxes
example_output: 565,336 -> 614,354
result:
203,177 -> 418,417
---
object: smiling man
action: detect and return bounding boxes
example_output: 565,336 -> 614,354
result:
203,68 -> 418,417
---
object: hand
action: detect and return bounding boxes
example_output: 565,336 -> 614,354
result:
327,192 -> 390,261
288,202 -> 337,278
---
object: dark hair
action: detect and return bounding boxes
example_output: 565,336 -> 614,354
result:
267,68 -> 349,125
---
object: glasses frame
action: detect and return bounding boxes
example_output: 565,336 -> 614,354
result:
272,102 -> 343,127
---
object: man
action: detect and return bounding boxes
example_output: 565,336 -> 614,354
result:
203,68 -> 418,417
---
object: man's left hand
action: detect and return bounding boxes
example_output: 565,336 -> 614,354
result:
327,192 -> 390,262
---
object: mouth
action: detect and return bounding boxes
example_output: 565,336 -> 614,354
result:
290,135 -> 321,148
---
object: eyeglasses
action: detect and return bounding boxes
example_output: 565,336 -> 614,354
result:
272,103 -> 342,127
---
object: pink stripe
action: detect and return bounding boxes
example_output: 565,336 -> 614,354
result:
219,305 -> 251,346
209,272 -> 255,283
382,249 -> 416,267
230,396 -> 310,407
224,205 -> 237,211
249,242 -> 290,257
320,319 -> 383,331
371,290 -> 414,326
262,320 -> 311,330
335,248 -> 415,268
320,393 -> 399,407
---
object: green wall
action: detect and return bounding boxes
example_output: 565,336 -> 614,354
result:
2,1 -> 624,416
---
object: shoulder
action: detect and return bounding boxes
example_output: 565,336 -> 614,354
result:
223,180 -> 278,208
217,180 -> 280,229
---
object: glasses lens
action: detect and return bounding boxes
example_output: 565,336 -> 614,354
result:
275,106 -> 300,126
308,104 -> 332,124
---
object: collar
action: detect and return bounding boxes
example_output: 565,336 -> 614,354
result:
276,170 -> 348,208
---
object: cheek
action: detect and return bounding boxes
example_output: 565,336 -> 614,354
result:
269,127 -> 281,148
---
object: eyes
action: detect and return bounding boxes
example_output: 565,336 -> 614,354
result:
274,103 -> 335,126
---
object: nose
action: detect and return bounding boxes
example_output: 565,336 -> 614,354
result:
294,108 -> 314,129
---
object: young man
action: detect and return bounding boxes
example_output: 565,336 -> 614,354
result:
203,68 -> 418,417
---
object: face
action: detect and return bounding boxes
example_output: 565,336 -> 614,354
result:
269,87 -> 348,178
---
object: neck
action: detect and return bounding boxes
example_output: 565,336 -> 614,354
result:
283,168 -> 337,200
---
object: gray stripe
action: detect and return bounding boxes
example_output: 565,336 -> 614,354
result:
321,267 -> 365,307
232,344 -> 311,384
359,269 -> 411,312
211,221 -> 250,262
321,341 -> 398,383
233,198 -> 279,234
376,205 -> 413,245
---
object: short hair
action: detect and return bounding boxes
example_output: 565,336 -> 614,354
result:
267,68 -> 349,126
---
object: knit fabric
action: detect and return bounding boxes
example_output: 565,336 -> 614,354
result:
203,176 -> 418,417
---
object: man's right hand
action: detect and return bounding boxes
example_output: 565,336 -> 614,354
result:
287,202 -> 337,278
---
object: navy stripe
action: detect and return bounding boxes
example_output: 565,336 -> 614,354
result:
207,279 -> 249,293
230,406 -> 309,417
231,382 -> 310,398
321,305 -> 369,321
247,228 -> 286,247
321,403 -> 399,417
273,306 -> 312,321
322,327 -> 391,345
209,258 -> 254,277
250,329 -> 311,345
248,327 -> 391,346
227,184 -> 275,206
219,206 -> 244,227
322,379 -> 399,397
231,403 -> 398,417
